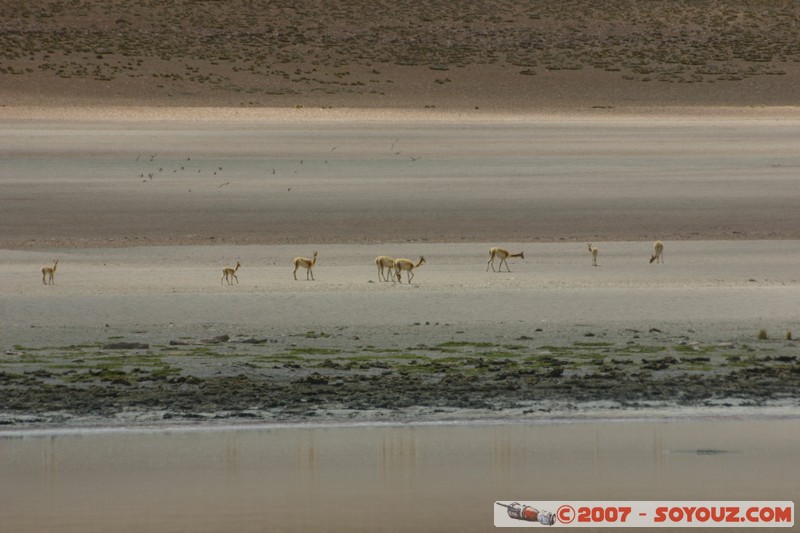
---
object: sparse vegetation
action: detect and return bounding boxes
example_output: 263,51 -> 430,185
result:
1,1 -> 798,106
1,331 -> 798,426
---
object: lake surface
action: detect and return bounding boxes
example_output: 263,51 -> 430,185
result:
1,418 -> 798,532
4,117 -> 800,247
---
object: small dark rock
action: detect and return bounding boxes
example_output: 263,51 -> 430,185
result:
239,337 -> 266,345
681,356 -> 711,363
643,356 -> 679,370
232,412 -> 260,418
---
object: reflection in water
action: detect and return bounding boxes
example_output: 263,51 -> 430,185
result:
224,434 -> 239,482
0,419 -> 798,532
491,433 -> 512,474
296,431 -> 319,491
380,429 -> 418,470
654,425 -> 664,496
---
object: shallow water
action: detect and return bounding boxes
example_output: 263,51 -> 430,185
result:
1,418 -> 797,532
3,118 -> 800,247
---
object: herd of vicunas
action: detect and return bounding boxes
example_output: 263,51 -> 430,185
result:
40,241 -> 665,286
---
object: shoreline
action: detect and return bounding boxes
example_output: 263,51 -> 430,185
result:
4,104 -> 800,124
3,405 -> 800,437
3,302 -> 798,431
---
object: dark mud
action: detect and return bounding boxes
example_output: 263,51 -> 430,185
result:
2,329 -> 799,428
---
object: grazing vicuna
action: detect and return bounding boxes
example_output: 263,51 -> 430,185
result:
293,251 -> 318,280
394,256 -> 425,284
650,240 -> 664,264
486,247 -> 524,272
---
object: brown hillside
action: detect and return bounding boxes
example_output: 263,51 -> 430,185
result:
1,0 -> 799,109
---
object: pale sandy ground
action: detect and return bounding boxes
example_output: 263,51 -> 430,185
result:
3,240 -> 800,351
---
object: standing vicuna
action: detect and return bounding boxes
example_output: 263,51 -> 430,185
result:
221,261 -> 240,285
486,247 -> 524,272
587,243 -> 599,267
375,255 -> 396,282
650,240 -> 664,264
293,251 -> 318,280
41,259 -> 58,285
394,256 -> 425,284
